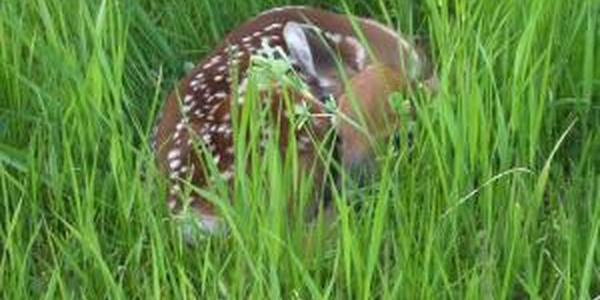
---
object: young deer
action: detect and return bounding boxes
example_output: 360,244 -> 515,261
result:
151,6 -> 436,234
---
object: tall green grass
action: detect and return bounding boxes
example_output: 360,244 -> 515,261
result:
1,0 -> 599,298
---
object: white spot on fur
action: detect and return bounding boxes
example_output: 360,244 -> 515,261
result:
264,23 -> 283,31
228,44 -> 239,50
234,51 -> 245,58
203,62 -> 214,70
221,170 -> 234,180
217,124 -> 228,133
167,149 -> 181,160
202,133 -> 211,143
167,199 -> 177,210
169,159 -> 182,170
169,171 -> 180,179
209,103 -> 221,114
214,92 -> 227,99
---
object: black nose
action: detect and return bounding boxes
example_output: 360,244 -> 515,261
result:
347,157 -> 376,188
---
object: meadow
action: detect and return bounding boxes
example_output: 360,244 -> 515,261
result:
1,0 -> 599,298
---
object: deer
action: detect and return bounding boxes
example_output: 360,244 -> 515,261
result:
151,6 -> 437,236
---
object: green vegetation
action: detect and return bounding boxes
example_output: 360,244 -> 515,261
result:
1,0 -> 599,298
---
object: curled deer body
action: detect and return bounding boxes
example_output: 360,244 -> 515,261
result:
152,6 -> 436,234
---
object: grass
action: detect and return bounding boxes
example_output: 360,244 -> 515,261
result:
1,0 -> 599,298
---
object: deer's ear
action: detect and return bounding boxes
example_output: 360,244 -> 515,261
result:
284,22 -> 371,98
335,34 -> 368,73
283,22 -> 339,91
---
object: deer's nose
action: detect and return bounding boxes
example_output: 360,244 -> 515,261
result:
350,158 -> 375,187
345,153 -> 376,187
